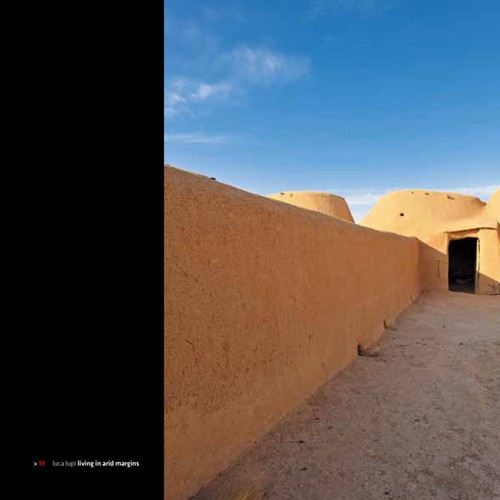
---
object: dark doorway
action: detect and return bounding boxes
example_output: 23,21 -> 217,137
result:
448,238 -> 478,293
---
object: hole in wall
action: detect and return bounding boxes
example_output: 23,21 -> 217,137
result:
358,344 -> 380,357
400,213 -> 405,217
425,192 -> 429,195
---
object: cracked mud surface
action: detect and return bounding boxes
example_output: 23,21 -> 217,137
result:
194,292 -> 500,500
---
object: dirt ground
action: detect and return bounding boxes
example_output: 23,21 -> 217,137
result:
194,292 -> 500,500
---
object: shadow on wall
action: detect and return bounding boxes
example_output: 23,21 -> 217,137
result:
418,241 -> 447,292
418,240 -> 499,295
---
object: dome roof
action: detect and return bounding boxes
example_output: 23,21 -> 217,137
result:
361,189 -> 497,237
267,191 -> 354,222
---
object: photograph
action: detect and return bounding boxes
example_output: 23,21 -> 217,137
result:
164,1 -> 500,499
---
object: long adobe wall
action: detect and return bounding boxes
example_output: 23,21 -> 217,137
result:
164,166 -> 421,500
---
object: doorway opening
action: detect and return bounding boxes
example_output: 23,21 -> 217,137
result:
448,238 -> 478,293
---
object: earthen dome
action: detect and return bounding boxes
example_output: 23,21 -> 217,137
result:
361,189 -> 499,294
267,191 -> 354,222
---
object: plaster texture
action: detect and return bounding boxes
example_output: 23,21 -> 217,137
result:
193,292 -> 500,500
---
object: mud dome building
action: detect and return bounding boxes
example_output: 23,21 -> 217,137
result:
269,188 -> 500,295
360,189 -> 500,295
165,165 -> 499,500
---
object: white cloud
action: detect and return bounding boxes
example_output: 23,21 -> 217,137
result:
164,91 -> 187,117
164,133 -> 228,145
164,79 -> 232,117
165,46 -> 309,119
192,82 -> 232,101
230,46 -> 310,85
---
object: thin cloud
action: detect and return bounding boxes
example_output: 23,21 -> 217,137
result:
307,0 -> 389,20
193,82 -> 232,100
164,133 -> 228,145
165,46 -> 309,119
164,11 -> 220,53
230,46 -> 310,85
164,79 -> 232,118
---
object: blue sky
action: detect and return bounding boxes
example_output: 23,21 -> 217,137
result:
164,0 -> 500,221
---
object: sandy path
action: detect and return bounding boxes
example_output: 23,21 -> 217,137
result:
194,292 -> 500,500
